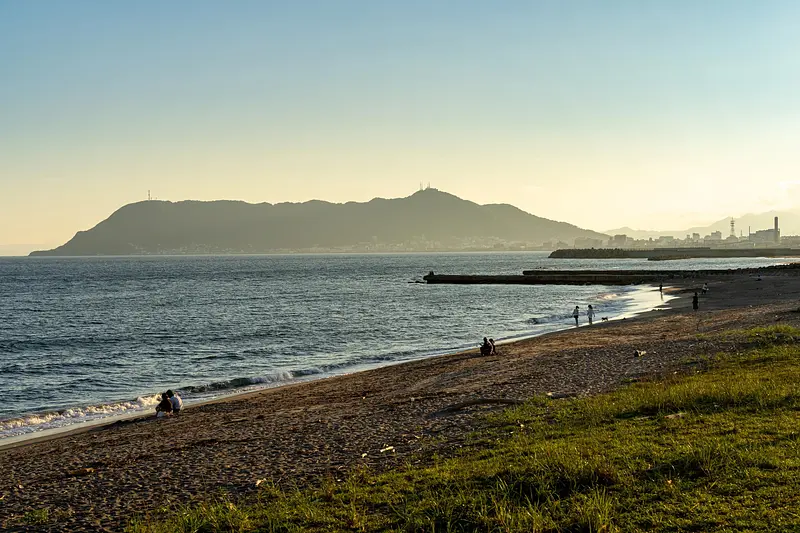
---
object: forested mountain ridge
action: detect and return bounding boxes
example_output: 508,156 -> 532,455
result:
30,189 -> 608,255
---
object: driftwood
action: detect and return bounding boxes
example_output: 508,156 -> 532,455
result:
429,398 -> 525,418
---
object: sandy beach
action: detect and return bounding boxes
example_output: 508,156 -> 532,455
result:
3,272 -> 800,531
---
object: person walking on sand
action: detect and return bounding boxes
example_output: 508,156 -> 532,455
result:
692,292 -> 699,311
587,305 -> 595,325
572,306 -> 580,326
702,282 -> 709,295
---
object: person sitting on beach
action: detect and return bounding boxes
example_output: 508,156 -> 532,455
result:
167,389 -> 182,414
480,337 -> 492,356
155,392 -> 173,417
489,338 -> 497,355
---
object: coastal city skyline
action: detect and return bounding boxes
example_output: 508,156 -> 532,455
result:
4,1 -> 800,247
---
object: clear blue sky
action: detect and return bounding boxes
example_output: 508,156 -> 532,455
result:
3,1 -> 800,245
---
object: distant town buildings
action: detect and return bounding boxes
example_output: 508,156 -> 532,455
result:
748,217 -> 781,244
582,217 -> 787,251
574,237 -> 605,248
257,215 -> 794,253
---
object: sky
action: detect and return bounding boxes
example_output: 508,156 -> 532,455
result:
3,1 -> 800,247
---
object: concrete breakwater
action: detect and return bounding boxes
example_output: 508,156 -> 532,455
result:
423,265 -> 800,285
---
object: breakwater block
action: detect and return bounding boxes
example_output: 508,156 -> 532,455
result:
423,265 -> 799,285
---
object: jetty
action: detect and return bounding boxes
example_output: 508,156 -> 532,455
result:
422,263 -> 800,285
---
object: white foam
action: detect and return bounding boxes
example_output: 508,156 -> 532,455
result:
0,394 -> 161,439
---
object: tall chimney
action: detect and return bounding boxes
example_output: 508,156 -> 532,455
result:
775,216 -> 780,244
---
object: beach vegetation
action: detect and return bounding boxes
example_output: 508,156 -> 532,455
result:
128,326 -> 800,532
130,497 -> 252,533
21,508 -> 49,525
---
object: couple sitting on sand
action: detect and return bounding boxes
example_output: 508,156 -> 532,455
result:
155,389 -> 182,417
480,337 -> 497,356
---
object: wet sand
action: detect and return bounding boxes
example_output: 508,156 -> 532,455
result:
3,273 -> 800,531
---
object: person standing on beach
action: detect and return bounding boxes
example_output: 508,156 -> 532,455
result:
692,292 -> 699,311
572,306 -> 580,326
587,305 -> 595,325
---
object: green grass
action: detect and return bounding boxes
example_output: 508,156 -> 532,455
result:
129,326 -> 800,532
21,508 -> 50,525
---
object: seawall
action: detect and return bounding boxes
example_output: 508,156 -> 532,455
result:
423,264 -> 800,285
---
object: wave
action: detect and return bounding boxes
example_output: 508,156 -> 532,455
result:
0,336 -> 136,353
0,394 -> 162,438
0,367 -> 345,440
597,291 -> 623,301
526,312 -> 585,325
527,315 -> 559,325
193,352 -> 246,361
526,307 -> 626,326
180,368 -> 327,394
0,329 -> 283,354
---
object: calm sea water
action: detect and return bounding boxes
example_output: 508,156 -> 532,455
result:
0,252 -> 791,439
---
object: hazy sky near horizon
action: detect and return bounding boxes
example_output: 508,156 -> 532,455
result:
3,1 -> 800,245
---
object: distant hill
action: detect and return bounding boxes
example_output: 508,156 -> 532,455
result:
30,189 -> 609,256
606,210 -> 800,240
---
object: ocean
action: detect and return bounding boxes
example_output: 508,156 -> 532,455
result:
0,252 -> 791,441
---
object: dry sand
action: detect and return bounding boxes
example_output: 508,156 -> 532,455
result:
3,272 -> 800,531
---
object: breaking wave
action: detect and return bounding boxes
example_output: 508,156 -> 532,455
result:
0,394 -> 162,439
182,371 -> 306,393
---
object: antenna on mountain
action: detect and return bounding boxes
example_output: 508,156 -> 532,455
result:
426,182 -> 430,190
148,190 -> 151,201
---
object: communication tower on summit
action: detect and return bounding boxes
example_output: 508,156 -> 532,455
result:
730,218 -> 735,238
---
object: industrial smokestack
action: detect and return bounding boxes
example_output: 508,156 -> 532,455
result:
775,216 -> 780,244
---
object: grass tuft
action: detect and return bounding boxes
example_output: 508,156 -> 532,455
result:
129,497 -> 253,533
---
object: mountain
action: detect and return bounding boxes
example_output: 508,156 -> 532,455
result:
30,189 -> 608,256
605,210 -> 800,240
